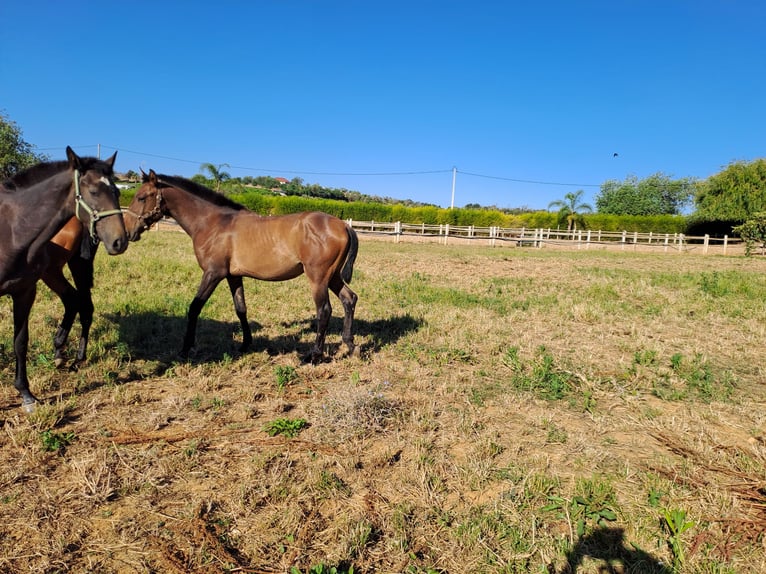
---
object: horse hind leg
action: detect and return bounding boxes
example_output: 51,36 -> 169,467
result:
226,275 -> 252,352
330,275 -> 359,357
308,283 -> 333,363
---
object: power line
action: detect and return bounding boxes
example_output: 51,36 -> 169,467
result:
37,143 -> 603,188
458,169 -> 601,188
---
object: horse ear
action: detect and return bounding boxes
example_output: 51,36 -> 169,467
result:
66,146 -> 82,170
148,169 -> 158,184
140,167 -> 148,182
104,151 -> 117,170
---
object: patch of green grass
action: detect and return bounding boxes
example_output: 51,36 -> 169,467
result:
543,476 -> 619,537
275,365 -> 298,389
40,429 -> 76,453
263,418 -> 308,438
504,346 -> 576,401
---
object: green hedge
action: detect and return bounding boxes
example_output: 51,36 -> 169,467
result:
122,188 -> 691,235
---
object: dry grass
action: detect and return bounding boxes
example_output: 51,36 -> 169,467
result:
1,232 -> 766,573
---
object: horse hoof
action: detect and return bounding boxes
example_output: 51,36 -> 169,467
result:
54,357 -> 66,369
21,401 -> 37,414
351,346 -> 361,358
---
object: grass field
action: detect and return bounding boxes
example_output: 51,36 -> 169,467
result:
1,231 -> 766,573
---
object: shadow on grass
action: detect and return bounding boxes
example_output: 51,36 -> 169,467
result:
552,527 -> 671,574
105,311 -> 424,363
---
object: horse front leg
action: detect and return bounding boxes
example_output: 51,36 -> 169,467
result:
53,286 -> 78,368
73,286 -> 94,367
226,275 -> 252,352
42,267 -> 78,369
12,287 -> 39,411
181,271 -> 224,358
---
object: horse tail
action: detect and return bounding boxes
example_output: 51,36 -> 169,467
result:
341,224 -> 358,284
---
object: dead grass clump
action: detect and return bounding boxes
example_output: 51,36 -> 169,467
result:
311,381 -> 404,443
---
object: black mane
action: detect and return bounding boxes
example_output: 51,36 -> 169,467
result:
157,174 -> 247,211
2,156 -> 112,191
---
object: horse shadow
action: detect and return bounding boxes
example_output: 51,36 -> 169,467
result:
552,527 -> 670,574
106,311 -> 424,364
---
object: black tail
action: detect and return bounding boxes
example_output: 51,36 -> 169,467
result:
341,225 -> 358,284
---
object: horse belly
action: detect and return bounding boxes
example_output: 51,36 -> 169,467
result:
230,250 -> 303,281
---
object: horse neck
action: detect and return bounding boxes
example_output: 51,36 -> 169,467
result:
19,170 -> 77,262
162,186 -> 220,236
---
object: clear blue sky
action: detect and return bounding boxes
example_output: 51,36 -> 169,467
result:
2,1 -> 764,210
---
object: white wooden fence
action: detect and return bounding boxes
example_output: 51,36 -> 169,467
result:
148,216 -> 745,256
347,220 -> 745,256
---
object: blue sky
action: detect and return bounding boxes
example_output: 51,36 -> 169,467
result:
1,1 -> 764,209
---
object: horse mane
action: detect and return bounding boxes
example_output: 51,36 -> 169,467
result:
2,156 -> 112,191
157,174 -> 247,211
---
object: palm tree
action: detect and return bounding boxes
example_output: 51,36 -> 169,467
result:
548,190 -> 593,232
199,162 -> 231,192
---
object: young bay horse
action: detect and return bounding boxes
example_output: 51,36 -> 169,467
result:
124,170 -> 359,362
0,147 -> 127,411
42,217 -> 98,369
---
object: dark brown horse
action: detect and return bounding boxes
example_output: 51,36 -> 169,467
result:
124,170 -> 359,362
0,147 -> 127,411
42,217 -> 98,369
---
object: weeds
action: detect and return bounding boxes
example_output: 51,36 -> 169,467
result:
661,508 -> 696,573
542,477 -> 618,537
275,365 -> 298,389
263,418 -> 308,438
40,429 -> 76,453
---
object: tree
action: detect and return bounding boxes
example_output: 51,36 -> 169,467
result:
548,190 -> 593,232
199,162 -> 231,192
733,212 -> 766,256
0,112 -> 47,179
596,173 -> 695,215
694,159 -> 766,222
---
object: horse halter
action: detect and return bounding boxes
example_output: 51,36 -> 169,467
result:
74,169 -> 124,243
125,184 -> 164,232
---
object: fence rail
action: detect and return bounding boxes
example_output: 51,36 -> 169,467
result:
347,220 -> 745,256
148,216 -> 745,256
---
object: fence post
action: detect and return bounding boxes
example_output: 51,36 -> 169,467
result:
703,234 -> 709,255
723,235 -> 728,255
444,224 -> 450,245
664,234 -> 670,253
621,231 -> 627,251
395,221 -> 402,243
586,230 -> 591,250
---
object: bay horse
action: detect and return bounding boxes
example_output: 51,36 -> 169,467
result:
0,147 -> 128,411
42,217 -> 98,369
124,169 -> 359,362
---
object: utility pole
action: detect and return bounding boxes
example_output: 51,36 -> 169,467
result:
97,143 -> 101,159
450,166 -> 457,209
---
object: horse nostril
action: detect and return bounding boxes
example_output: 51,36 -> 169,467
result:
112,236 -> 128,254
